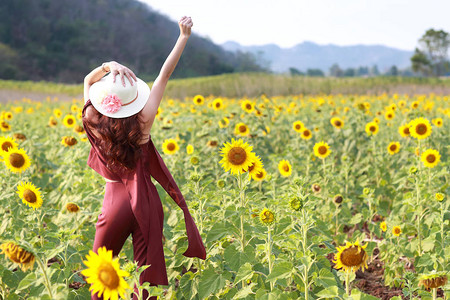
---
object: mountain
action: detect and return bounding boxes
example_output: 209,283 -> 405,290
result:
222,41 -> 414,73
0,0 -> 263,82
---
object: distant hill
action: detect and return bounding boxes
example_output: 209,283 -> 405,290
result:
222,41 -> 414,73
0,0 -> 263,82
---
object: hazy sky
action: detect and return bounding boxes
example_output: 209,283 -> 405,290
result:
141,0 -> 450,51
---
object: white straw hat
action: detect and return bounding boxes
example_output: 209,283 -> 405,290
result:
89,73 -> 150,118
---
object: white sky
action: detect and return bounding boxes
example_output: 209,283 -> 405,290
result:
140,0 -> 450,50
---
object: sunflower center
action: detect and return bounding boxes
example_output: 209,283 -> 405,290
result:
389,144 -> 397,151
215,103 -> 220,108
67,118 -> 74,125
167,143 -> 175,151
416,124 -> 427,135
98,263 -> 120,289
196,98 -> 201,103
295,124 -> 301,130
23,189 -> 37,203
318,146 -> 327,155
369,126 -> 376,132
239,125 -> 247,133
2,142 -> 13,151
9,153 -> 25,168
334,120 -> 342,127
227,147 -> 247,165
340,246 -> 365,267
394,228 -> 401,235
403,127 -> 410,135
65,137 -> 77,146
246,104 -> 252,110
426,154 -> 436,163
1,122 -> 8,129
248,163 -> 255,172
256,171 -> 264,178
303,130 -> 310,137
283,164 -> 290,172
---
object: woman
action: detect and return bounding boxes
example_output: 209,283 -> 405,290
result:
82,16 -> 206,299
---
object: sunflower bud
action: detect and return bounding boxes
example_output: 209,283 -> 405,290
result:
189,172 -> 201,182
289,197 -> 303,211
216,179 -> 225,189
435,192 -> 444,202
292,177 -> 303,186
190,156 -> 199,165
409,166 -> 418,174
190,201 -> 199,210
312,184 -> 321,193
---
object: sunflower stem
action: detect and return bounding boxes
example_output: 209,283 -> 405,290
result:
432,287 -> 437,300
345,270 -> 351,296
36,254 -> 53,298
237,172 -> 246,250
415,176 -> 422,255
267,226 -> 273,292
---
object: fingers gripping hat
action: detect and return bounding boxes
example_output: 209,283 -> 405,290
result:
89,73 -> 151,118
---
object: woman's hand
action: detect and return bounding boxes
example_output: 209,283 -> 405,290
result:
105,61 -> 137,87
179,16 -> 193,37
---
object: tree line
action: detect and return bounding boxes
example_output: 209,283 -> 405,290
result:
0,0 -> 265,82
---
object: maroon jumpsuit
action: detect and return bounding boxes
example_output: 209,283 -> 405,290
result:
82,99 -> 206,299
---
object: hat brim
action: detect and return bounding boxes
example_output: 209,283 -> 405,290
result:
89,76 -> 151,118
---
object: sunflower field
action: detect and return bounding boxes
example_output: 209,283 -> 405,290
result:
0,93 -> 449,300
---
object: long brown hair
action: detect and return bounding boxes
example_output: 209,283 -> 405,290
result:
82,105 -> 143,174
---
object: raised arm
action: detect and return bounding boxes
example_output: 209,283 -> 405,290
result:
140,16 -> 193,127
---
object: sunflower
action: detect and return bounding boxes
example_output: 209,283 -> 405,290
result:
81,246 -> 130,300
432,118 -> 443,128
301,128 -> 312,140
435,193 -> 445,202
212,98 -> 223,110
13,133 -> 26,141
380,221 -> 387,232
48,116 -> 58,127
409,117 -> 432,140
74,125 -> 85,134
162,139 -> 179,155
313,141 -> 331,159
60,136 -> 77,147
63,114 -> 76,128
421,149 -> 440,168
387,142 -> 400,155
419,272 -> 448,289
234,122 -> 250,136
330,117 -> 344,129
398,124 -> 410,137
392,226 -> 402,236
186,144 -> 194,155
259,208 -> 275,226
156,107 -> 162,117
219,138 -> 255,175
333,240 -> 369,273
384,110 -> 395,121
0,242 -> 35,271
71,104 -> 79,113
66,202 -> 80,213
193,95 -> 204,106
219,117 -> 230,128
16,181 -> 43,210
411,101 -> 419,109
241,100 -> 255,113
3,111 -> 13,120
246,155 -> 264,178
365,122 -> 379,136
278,160 -> 292,177
207,140 -> 218,148
0,136 -> 18,156
292,121 -> 304,133
251,169 -> 267,181
4,148 -> 31,173
53,108 -> 62,118
1,121 -> 11,132
289,197 -> 303,211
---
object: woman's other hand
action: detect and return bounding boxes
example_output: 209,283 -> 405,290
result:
179,16 -> 193,37
105,61 -> 137,87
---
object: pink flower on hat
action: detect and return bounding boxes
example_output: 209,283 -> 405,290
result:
101,94 -> 122,113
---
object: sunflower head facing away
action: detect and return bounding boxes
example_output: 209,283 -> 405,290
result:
421,149 -> 440,168
313,141 -> 331,159
219,138 -> 255,175
0,242 -> 35,272
81,247 -> 130,300
16,181 -> 43,210
4,148 -> 31,173
419,271 -> 448,289
409,117 -> 432,140
333,239 -> 369,273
